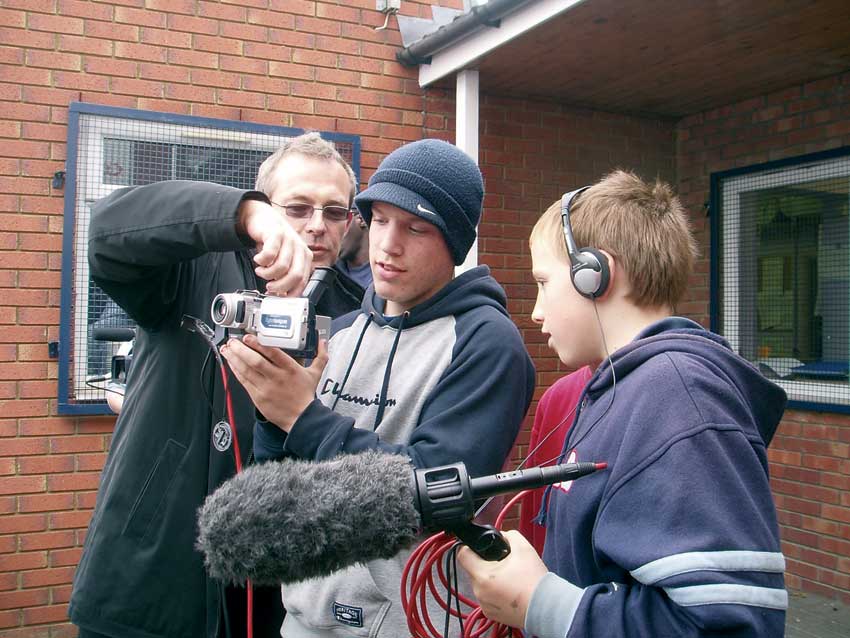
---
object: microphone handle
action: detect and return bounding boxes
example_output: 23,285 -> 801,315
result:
468,461 -> 603,500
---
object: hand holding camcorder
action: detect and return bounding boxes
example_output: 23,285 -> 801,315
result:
210,267 -> 336,359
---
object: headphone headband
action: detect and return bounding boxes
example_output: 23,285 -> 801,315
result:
560,186 -> 591,265
559,185 -> 610,299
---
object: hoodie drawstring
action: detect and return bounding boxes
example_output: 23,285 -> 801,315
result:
373,311 -> 408,429
330,313 -> 374,412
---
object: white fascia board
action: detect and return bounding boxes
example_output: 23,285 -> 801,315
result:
418,0 -> 587,87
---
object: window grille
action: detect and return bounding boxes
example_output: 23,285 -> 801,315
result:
711,148 -> 850,411
59,103 -> 360,414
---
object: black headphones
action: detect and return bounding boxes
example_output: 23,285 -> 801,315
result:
560,187 -> 610,299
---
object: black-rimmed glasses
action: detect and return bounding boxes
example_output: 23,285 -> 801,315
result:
270,202 -> 352,222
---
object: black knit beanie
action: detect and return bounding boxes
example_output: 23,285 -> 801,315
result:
354,139 -> 484,265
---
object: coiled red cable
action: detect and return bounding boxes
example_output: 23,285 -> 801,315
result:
402,491 -> 529,638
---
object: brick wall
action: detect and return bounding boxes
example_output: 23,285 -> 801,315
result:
0,2 -> 466,635
2,0 -> 847,635
427,93 -> 677,458
0,0 -> 678,623
676,71 -> 850,604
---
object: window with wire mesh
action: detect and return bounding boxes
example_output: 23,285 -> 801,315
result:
716,150 -> 850,409
64,109 -> 356,410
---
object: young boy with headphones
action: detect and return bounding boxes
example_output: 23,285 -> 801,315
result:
458,170 -> 789,637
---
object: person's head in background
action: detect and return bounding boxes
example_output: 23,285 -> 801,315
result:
530,169 -> 698,370
255,132 -> 357,268
336,209 -> 372,289
354,139 -> 484,316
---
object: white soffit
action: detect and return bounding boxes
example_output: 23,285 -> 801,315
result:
418,0 -> 587,87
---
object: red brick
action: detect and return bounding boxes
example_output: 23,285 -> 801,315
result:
0,475 -> 46,496
243,41 -> 287,62
294,15 -> 341,37
115,6 -> 167,27
164,83 -> 215,102
291,48 -> 336,68
48,511 -> 92,530
75,453 -> 106,472
316,3 -> 360,23
48,547 -> 82,568
18,493 -> 75,514
57,0 -> 115,21
54,70 -> 108,91
192,69 -> 241,90
27,12 -> 83,35
0,400 -> 48,419
193,33 -> 242,55
166,13 -> 217,35
46,473 -> 101,492
338,54 -> 383,75
268,26 -> 314,50
0,514 -> 47,535
21,603 -> 71,625
109,77 -> 164,99
316,67 -> 360,87
219,20 -> 267,43
217,89 -> 265,110
0,65 -> 52,87
167,48 -> 218,69
268,61 -> 314,81
268,0 -> 315,15
114,41 -> 166,63
49,435 -> 105,454
220,54 -> 269,76
18,270 -> 60,289
0,552 -> 47,572
315,101 -> 358,119
0,7 -> 25,28
199,0 -> 247,22
17,456 -> 76,475
0,44 -> 23,65
84,56 -> 137,77
0,589 -> 49,611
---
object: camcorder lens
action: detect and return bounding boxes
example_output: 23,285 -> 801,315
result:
212,297 -> 229,324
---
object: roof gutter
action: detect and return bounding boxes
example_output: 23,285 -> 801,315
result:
396,0 -> 534,67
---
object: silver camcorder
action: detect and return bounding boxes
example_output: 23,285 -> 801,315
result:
210,267 -> 336,359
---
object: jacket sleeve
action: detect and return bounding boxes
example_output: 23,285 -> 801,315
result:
526,427 -> 787,637
271,314 -> 536,477
88,180 -> 263,329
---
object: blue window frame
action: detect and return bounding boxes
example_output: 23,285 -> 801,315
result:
58,102 -> 360,414
711,147 -> 850,413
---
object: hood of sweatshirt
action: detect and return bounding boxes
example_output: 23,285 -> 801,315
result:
359,264 -> 510,328
585,317 -> 787,447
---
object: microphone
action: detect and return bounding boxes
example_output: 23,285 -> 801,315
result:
196,450 -> 604,586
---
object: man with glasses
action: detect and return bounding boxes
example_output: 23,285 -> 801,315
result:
70,133 -> 362,638
254,134 -> 365,316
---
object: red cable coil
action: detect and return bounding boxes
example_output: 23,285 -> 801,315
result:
402,491 -> 529,638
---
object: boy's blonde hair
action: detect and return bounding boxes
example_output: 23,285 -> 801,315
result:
530,170 -> 698,309
255,132 -> 357,204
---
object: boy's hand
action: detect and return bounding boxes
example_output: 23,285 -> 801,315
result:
220,335 -> 328,431
457,530 -> 548,629
238,199 -> 313,296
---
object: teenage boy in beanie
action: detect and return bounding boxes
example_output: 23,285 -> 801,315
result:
222,139 -> 535,637
457,170 -> 787,637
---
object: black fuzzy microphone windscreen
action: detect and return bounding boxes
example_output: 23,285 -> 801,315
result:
196,450 -> 420,586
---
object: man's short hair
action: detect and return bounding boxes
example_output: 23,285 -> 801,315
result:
255,132 -> 357,205
531,170 -> 699,309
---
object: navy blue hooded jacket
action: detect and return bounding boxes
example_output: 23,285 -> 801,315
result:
526,318 -> 787,638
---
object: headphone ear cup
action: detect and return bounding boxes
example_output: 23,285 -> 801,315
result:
571,247 -> 610,299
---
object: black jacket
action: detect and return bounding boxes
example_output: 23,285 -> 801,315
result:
69,180 -> 362,638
